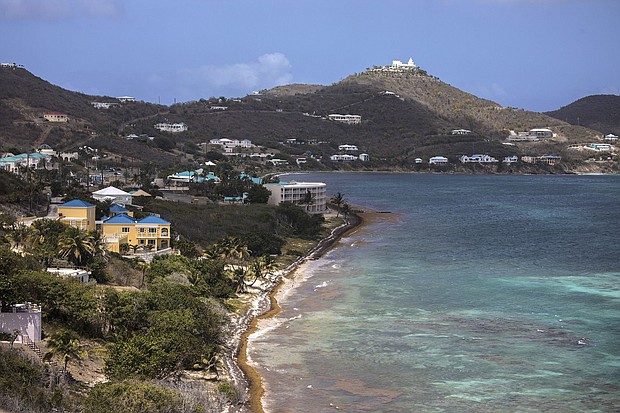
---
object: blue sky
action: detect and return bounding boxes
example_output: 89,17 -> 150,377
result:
1,0 -> 618,111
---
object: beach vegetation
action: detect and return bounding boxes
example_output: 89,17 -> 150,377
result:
84,381 -> 182,413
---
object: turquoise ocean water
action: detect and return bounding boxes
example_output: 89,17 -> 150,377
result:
248,173 -> 620,413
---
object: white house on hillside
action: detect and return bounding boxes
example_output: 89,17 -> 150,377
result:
429,156 -> 448,165
154,122 -> 188,133
92,186 -> 133,206
328,114 -> 362,124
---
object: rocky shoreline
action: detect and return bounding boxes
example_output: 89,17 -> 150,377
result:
221,209 -> 364,413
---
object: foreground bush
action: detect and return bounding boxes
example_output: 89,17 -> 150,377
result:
85,381 -> 182,413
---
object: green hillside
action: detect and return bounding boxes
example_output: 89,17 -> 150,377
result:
0,65 -> 615,171
545,94 -> 620,134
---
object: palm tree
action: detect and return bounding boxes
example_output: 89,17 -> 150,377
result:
57,227 -> 96,266
298,190 -> 315,212
230,266 -> 249,293
331,192 -> 345,217
44,328 -> 86,374
341,203 -> 352,222
6,223 -> 30,252
248,255 -> 277,287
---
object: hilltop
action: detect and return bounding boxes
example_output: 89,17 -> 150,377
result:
0,64 -> 616,172
545,94 -> 620,134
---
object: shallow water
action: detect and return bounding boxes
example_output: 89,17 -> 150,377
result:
248,173 -> 620,412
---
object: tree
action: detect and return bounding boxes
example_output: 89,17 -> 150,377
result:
246,184 -> 271,203
341,203 -> 352,221
248,255 -> 277,287
44,328 -> 86,373
298,190 -> 315,212
57,227 -> 96,266
331,192 -> 345,217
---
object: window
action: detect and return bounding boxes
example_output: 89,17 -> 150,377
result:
122,227 -> 130,233
148,228 -> 157,233
161,228 -> 168,237
147,240 -> 155,246
139,228 -> 145,233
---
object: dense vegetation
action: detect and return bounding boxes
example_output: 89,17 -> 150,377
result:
545,94 -> 620,134
0,164 -> 330,411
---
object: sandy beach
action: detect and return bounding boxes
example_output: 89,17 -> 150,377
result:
232,209 -> 399,413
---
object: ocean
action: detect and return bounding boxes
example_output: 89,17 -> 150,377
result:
247,173 -> 620,413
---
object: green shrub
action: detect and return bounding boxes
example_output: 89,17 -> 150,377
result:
85,381 -> 182,413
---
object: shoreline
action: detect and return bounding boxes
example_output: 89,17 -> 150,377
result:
230,209 -> 365,413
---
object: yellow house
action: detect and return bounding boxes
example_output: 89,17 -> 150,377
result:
43,112 -> 68,122
57,200 -> 96,231
101,213 -> 171,253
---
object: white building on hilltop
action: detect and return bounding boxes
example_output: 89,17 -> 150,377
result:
264,181 -> 327,214
391,58 -> 417,69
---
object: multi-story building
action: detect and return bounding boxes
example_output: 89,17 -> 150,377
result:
57,199 -> 96,231
264,181 -> 327,214
0,153 -> 50,174
101,214 -> 171,253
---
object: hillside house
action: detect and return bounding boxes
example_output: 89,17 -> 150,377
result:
338,144 -> 359,151
503,156 -> 519,164
0,153 -> 50,174
91,102 -> 119,109
521,155 -> 561,165
604,134 -> 618,142
264,181 -> 327,214
459,154 -> 498,163
429,156 -> 448,165
328,114 -> 362,124
529,128 -> 553,138
117,96 -> 136,102
0,303 -> 41,343
57,199 -> 96,231
451,129 -> 472,135
92,186 -> 133,206
359,153 -> 370,162
209,138 -> 254,153
102,214 -> 171,253
46,268 -> 91,283
154,122 -> 188,133
330,154 -> 358,161
43,112 -> 68,122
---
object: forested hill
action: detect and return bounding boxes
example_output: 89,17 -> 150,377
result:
545,94 -> 620,134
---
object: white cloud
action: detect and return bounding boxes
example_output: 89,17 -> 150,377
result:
173,53 -> 293,99
0,0 -> 122,21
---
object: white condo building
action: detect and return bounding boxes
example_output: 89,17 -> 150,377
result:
264,181 -> 327,214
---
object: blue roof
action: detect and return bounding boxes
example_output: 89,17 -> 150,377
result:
138,215 -> 170,225
110,204 -> 128,212
103,213 -> 137,224
59,199 -> 95,208
240,172 -> 263,184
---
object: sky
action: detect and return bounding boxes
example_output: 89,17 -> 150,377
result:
1,0 -> 618,112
